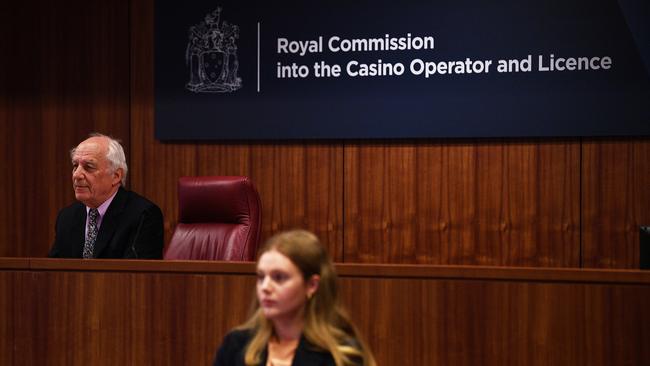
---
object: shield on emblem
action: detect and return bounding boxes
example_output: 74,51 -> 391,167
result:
201,51 -> 226,83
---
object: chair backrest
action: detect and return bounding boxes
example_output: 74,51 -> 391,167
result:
164,176 -> 262,260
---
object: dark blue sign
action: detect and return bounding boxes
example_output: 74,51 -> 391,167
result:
155,0 -> 650,140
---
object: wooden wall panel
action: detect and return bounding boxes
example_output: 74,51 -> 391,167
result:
129,121 -> 198,242
14,270 -> 254,365
1,0 -> 648,270
248,144 -> 344,260
341,277 -> 650,366
344,140 -> 580,266
0,271 -> 16,365
4,260 -> 649,366
130,0 -> 197,245
129,0 -> 344,259
197,143 -> 346,258
129,126 -> 345,259
0,0 -> 130,257
582,139 -> 650,268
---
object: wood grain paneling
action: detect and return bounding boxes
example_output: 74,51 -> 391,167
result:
197,142 -> 346,257
248,144 -> 344,259
2,0 -> 649,270
14,271 -> 254,365
344,140 -> 580,266
130,121 -> 198,243
129,0 -> 343,259
582,139 -> 650,268
342,278 -> 650,366
0,271 -> 16,365
3,260 -> 649,366
0,257 -> 28,365
129,133 -> 345,259
0,0 -> 130,257
130,0 -> 197,245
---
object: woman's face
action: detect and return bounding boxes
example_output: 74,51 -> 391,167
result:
256,249 -> 318,323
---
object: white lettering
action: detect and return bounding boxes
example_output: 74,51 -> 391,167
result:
276,37 -> 322,56
410,58 -> 492,78
538,54 -> 613,71
276,62 -> 310,78
346,60 -> 405,77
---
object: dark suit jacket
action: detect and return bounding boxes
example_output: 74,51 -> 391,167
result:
48,187 -> 164,259
213,329 -> 337,366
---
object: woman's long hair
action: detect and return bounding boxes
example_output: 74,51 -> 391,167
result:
238,230 -> 376,366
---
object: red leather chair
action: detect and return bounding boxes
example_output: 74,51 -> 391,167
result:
164,176 -> 261,260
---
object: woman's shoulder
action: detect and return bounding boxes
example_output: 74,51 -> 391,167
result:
295,337 -> 336,366
223,328 -> 253,344
213,328 -> 254,366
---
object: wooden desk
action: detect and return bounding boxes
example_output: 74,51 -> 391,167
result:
1,258 -> 649,365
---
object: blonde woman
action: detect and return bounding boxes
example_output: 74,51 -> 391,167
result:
213,230 -> 376,366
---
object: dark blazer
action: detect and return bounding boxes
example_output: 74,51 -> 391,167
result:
48,187 -> 164,259
213,329 -> 337,366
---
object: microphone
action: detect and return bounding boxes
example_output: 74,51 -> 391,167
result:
130,214 -> 145,259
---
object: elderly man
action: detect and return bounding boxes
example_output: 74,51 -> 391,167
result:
48,133 -> 164,259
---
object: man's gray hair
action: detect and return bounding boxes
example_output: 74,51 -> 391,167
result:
70,133 -> 128,186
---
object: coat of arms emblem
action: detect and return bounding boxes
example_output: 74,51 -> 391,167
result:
186,7 -> 242,93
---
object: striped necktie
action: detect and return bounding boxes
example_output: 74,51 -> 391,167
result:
82,208 -> 100,259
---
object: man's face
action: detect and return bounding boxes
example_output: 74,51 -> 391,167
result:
71,137 -> 122,208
